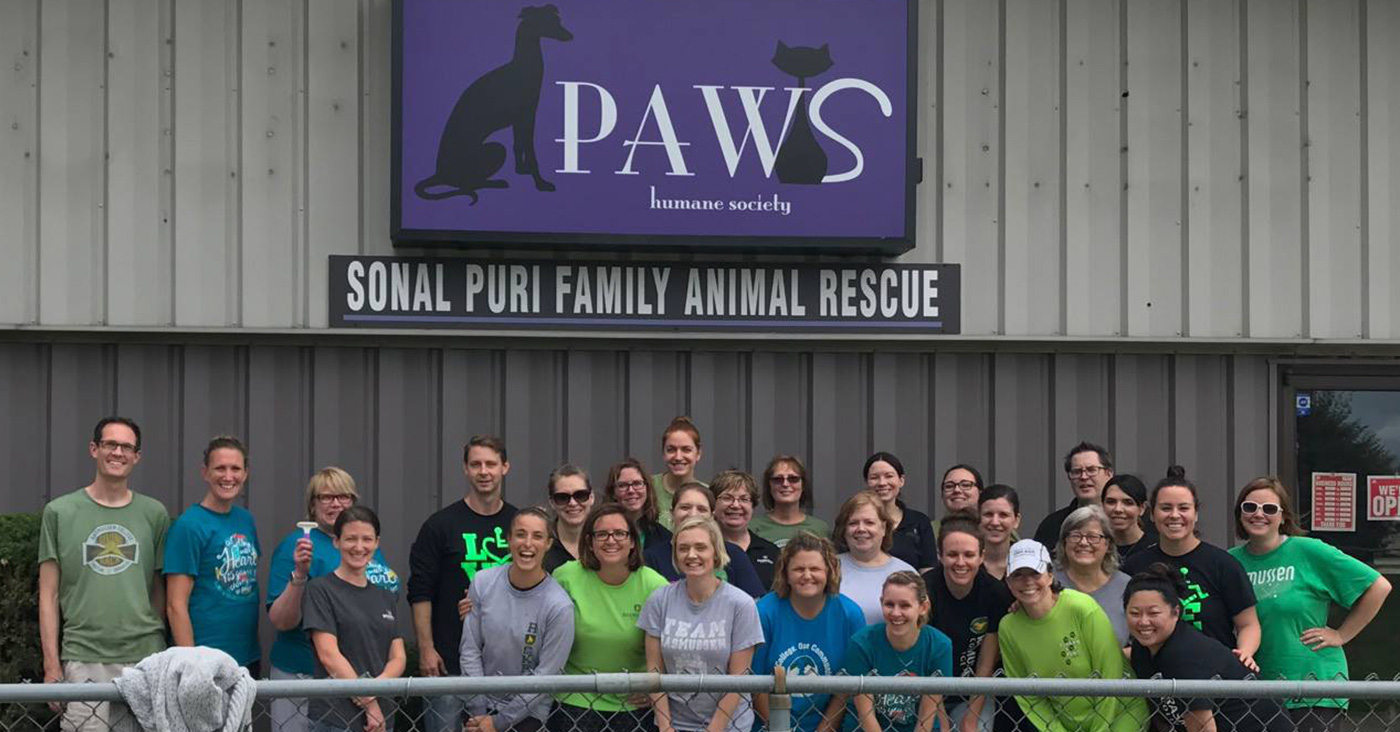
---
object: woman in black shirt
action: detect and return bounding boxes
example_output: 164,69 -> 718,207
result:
865,451 -> 937,570
1102,474 -> 1157,562
1121,467 -> 1260,670
1124,564 -> 1293,732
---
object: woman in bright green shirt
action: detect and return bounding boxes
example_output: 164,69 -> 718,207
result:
1228,477 -> 1392,730
550,503 -> 669,732
996,540 -> 1148,732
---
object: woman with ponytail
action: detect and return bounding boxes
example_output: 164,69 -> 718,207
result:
1124,563 -> 1293,732
840,571 -> 954,732
1122,466 -> 1261,670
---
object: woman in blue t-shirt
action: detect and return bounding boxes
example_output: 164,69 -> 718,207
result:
753,532 -> 866,732
841,571 -> 953,732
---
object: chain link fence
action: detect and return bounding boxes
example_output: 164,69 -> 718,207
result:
4,674 -> 1400,732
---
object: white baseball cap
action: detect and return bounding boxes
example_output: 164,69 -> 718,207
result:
1006,539 -> 1053,575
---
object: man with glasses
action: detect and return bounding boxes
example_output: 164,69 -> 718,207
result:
1032,442 -> 1115,546
409,434 -> 518,732
39,417 -> 170,732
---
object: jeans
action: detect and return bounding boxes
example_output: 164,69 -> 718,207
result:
421,694 -> 468,732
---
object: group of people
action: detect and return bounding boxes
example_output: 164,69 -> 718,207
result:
37,416 -> 1392,732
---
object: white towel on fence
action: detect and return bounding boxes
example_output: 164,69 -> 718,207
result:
113,646 -> 256,732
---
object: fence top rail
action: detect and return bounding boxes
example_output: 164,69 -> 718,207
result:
7,674 -> 1400,705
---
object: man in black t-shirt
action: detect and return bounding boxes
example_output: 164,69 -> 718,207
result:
1033,442 -> 1115,546
408,434 -> 518,732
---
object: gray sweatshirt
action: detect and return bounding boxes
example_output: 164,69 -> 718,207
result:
459,564 -> 576,728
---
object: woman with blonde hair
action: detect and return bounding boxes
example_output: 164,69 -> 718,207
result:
640,516 -> 764,732
752,533 -> 865,732
267,468 -> 400,732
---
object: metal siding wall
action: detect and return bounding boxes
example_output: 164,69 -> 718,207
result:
0,342 -> 1283,550
0,0 -> 1394,339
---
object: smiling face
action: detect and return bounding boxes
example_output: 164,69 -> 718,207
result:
509,513 -> 551,573
313,488 -> 355,528
613,467 -> 649,515
1153,485 -> 1198,541
465,445 -> 510,498
716,485 -> 754,531
941,468 -> 980,512
1239,487 -> 1284,541
786,549 -> 829,600
979,498 -> 1020,546
675,526 -> 718,578
551,474 -> 594,529
1063,521 -> 1109,571
881,583 -> 928,634
940,531 -> 983,589
769,461 -> 804,508
202,447 -> 247,505
90,423 -> 142,481
844,504 -> 885,557
1126,589 -> 1179,651
672,488 -> 713,525
334,520 -> 380,572
663,430 -> 702,479
589,512 -> 635,569
1067,450 -> 1111,502
1007,568 -> 1053,607
865,461 -> 904,504
1102,485 -> 1143,534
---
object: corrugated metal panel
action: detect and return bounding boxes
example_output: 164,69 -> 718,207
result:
0,0 -> 1394,340
0,340 -> 1283,549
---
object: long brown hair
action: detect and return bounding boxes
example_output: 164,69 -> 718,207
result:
1234,477 -> 1305,539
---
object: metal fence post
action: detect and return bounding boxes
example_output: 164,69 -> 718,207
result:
768,666 -> 791,732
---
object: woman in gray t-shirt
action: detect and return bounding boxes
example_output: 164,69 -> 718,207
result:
460,507 -> 576,732
639,516 -> 764,732
1052,505 -> 1132,646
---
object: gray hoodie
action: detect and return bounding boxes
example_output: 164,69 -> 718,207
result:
459,564 -> 575,728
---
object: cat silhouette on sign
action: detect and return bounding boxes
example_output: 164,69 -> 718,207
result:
415,5 -> 573,204
773,42 -> 834,185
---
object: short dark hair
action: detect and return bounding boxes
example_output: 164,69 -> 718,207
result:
578,502 -> 644,572
978,484 -> 1021,515
937,514 -> 985,553
940,463 -> 984,490
1063,441 -> 1114,474
202,435 -> 248,465
334,505 -> 380,538
761,455 -> 812,512
92,417 -> 142,452
1103,474 -> 1148,506
863,451 -> 905,479
464,434 -> 508,463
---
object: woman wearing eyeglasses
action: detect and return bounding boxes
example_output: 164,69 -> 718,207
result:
1228,477 -> 1391,731
551,503 -> 669,732
267,468 -> 401,732
749,455 -> 829,548
1051,506 -> 1131,646
1122,467 -> 1262,671
605,458 -> 672,548
642,483 -> 766,597
931,465 -> 983,536
713,470 -> 781,590
864,452 -> 937,571
543,465 -> 595,573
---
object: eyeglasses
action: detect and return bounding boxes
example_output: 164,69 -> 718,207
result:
941,480 -> 978,493
591,529 -> 632,543
770,475 -> 802,485
614,480 -> 647,494
1067,531 -> 1106,546
717,494 -> 753,506
1240,501 -> 1282,516
98,440 -> 139,454
1068,466 -> 1105,479
316,494 -> 354,504
550,488 -> 593,507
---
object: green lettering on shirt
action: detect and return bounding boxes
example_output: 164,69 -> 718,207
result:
460,526 -> 509,580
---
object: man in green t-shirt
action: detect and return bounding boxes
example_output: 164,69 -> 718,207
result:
39,417 -> 171,732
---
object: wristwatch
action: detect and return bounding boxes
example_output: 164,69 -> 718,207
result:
290,571 -> 308,586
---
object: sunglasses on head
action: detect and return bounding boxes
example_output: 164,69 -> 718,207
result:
1240,501 -> 1281,516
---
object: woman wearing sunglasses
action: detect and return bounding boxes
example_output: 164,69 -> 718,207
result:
749,455 -> 829,548
1228,478 -> 1392,731
544,465 -> 595,572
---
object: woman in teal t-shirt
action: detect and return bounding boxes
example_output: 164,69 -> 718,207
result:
551,502 -> 669,732
840,571 -> 953,732
1228,477 -> 1392,730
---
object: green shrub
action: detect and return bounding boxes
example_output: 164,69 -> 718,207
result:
0,513 -> 42,683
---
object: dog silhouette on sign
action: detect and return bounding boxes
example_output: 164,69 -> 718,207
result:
415,5 -> 573,204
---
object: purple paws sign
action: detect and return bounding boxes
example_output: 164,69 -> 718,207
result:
392,0 -> 917,253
